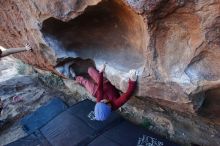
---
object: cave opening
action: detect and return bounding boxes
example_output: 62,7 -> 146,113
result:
41,0 -> 146,74
198,88 -> 220,122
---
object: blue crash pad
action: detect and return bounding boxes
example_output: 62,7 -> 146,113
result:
8,98 -> 180,146
102,121 -> 179,146
40,111 -> 95,146
20,97 -> 68,134
6,130 -> 51,146
88,135 -> 121,146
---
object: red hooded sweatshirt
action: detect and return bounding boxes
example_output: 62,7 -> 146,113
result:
95,72 -> 136,110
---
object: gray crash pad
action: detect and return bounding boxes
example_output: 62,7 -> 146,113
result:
102,121 -> 179,146
21,97 -> 68,134
40,99 -> 123,146
40,111 -> 95,146
87,135 -> 121,146
6,130 -> 51,146
7,98 -> 180,146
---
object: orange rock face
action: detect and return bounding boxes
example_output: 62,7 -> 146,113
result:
0,0 -> 220,113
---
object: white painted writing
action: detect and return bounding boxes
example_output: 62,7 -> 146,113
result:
137,135 -> 164,146
87,111 -> 96,121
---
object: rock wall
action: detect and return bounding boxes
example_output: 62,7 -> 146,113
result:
0,0 -> 220,115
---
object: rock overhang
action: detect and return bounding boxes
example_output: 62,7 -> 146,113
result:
1,0 -> 220,115
41,0 -> 147,73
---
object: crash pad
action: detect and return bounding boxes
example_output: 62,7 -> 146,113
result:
7,98 -> 180,146
20,97 -> 68,134
40,111 -> 94,146
87,135 -> 121,146
40,99 -> 123,146
102,121 -> 179,146
6,130 -> 51,146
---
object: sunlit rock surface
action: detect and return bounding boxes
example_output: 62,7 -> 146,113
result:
0,0 -> 220,116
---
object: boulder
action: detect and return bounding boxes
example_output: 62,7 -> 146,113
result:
0,0 -> 220,113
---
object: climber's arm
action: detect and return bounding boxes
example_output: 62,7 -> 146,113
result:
1,44 -> 32,57
95,63 -> 106,102
112,70 -> 137,110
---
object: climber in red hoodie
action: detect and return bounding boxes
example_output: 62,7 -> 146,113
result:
76,63 -> 137,121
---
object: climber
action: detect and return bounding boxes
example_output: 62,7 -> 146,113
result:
0,44 -> 32,58
76,63 -> 137,121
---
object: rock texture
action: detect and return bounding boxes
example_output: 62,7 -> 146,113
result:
0,0 -> 220,115
0,57 -> 220,146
